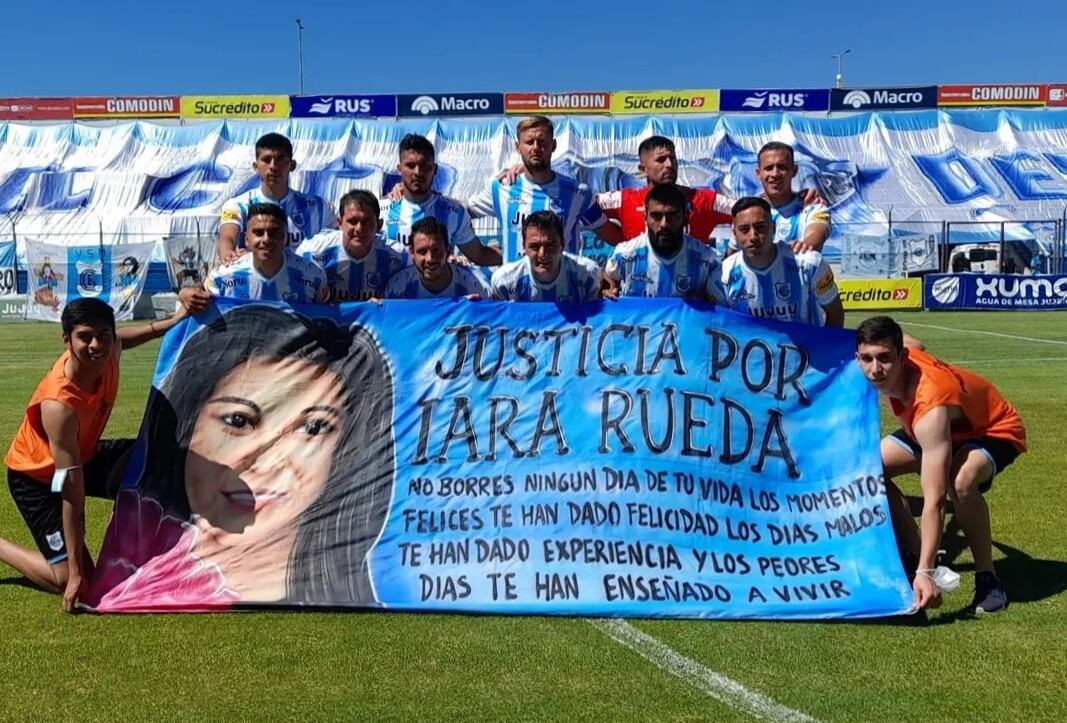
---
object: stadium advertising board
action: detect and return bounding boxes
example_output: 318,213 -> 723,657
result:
291,95 -> 397,118
0,295 -> 25,321
180,95 -> 290,119
926,273 -> 1067,310
0,98 -> 73,120
829,86 -> 937,111
938,84 -> 1047,107
720,89 -> 830,112
505,92 -> 610,114
0,240 -> 16,295
397,93 -> 503,117
1044,85 -> 1067,107
610,90 -> 719,114
73,96 -> 180,118
838,278 -> 923,310
86,298 -> 912,618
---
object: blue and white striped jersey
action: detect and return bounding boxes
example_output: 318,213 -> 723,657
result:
727,194 -> 831,252
466,173 -> 608,262
604,233 -> 726,302
380,192 -> 480,255
206,249 -> 328,303
490,253 -> 601,302
384,263 -> 493,300
296,231 -> 408,302
721,246 -> 838,326
220,187 -> 336,248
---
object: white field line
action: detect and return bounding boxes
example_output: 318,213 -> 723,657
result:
588,618 -> 819,723
947,357 -> 1067,365
901,321 -> 1067,346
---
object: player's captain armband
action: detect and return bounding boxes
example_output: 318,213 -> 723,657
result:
51,466 -> 82,493
815,268 -> 835,295
810,208 -> 831,224
220,207 -> 242,224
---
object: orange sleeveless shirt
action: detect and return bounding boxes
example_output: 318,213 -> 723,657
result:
5,349 -> 120,483
889,349 -> 1026,452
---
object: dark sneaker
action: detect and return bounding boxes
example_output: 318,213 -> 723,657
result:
972,571 -> 1008,615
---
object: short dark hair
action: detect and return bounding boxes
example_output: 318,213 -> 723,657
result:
255,132 -> 293,158
757,141 -> 795,165
855,316 -> 904,352
61,298 -> 115,335
731,196 -> 772,219
638,135 -> 675,157
399,133 -> 436,161
246,202 -> 287,227
521,211 -> 564,244
645,183 -> 688,213
338,189 -> 380,218
410,216 -> 448,247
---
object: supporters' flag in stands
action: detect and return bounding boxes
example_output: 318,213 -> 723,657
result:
87,298 -> 912,619
0,240 -> 16,295
163,236 -> 216,290
24,240 -> 155,322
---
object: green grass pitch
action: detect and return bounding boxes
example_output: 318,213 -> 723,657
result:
0,311 -> 1064,721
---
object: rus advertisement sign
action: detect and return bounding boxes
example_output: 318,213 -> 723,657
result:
610,90 -> 719,115
838,278 -> 923,310
0,98 -> 73,121
829,86 -> 937,111
505,92 -> 611,114
180,95 -> 291,120
291,95 -> 397,118
719,89 -> 830,113
85,298 -> 912,619
73,96 -> 181,118
938,84 -> 1047,107
925,273 -> 1067,310
397,93 -> 504,118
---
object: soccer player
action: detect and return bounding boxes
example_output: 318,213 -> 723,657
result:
748,141 -> 831,254
603,184 -> 726,302
217,132 -> 335,263
297,190 -> 407,301
598,135 -> 733,243
1,294 -> 207,611
467,115 -> 622,262
207,203 -> 329,303
491,211 -> 602,302
381,134 -> 501,268
384,217 -> 492,299
854,316 -> 1026,614
722,197 -> 843,327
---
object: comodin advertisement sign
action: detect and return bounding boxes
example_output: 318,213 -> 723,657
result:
838,279 -> 923,310
180,95 -> 291,119
73,96 -> 180,119
610,90 -> 719,115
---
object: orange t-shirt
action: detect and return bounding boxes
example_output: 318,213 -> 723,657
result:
5,349 -> 120,483
889,348 -> 1026,452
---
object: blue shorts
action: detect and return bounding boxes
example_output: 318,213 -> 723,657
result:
887,428 -> 1020,493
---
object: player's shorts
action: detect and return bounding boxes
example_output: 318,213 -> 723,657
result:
887,428 -> 1020,492
6,438 -> 134,564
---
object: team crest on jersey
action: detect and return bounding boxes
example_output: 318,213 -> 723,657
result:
282,291 -> 300,302
675,275 -> 692,292
367,272 -> 381,288
775,281 -> 792,299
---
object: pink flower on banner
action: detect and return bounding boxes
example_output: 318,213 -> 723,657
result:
87,490 -> 239,612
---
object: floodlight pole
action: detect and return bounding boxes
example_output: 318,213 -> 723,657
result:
832,49 -> 852,89
296,18 -> 305,95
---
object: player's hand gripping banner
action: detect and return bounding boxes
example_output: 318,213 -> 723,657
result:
87,299 -> 912,618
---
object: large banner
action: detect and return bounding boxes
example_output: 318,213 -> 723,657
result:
925,273 -> 1067,310
87,299 -> 912,618
4,111 -> 1067,257
0,240 -> 15,295
24,240 -> 155,321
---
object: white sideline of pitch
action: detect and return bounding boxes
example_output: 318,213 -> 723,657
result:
588,618 -> 819,722
902,321 -> 1067,346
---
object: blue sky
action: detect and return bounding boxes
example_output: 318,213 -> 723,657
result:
3,0 -> 1064,96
